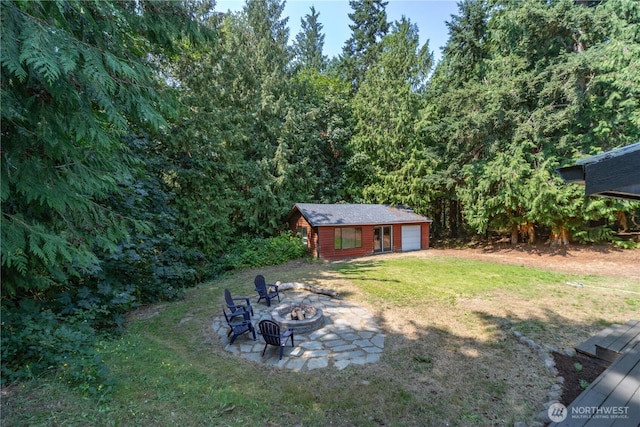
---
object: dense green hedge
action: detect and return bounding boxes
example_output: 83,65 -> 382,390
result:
221,232 -> 309,270
0,232 -> 307,393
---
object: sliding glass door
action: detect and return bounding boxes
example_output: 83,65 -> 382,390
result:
373,226 -> 392,253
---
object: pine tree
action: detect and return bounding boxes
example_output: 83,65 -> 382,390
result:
418,0 -> 490,238
293,6 -> 327,72
422,0 -> 639,242
348,18 -> 432,207
173,0 -> 295,237
340,0 -> 389,92
442,0 -> 489,83
288,69 -> 353,203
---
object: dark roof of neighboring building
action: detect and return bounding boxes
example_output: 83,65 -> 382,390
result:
557,142 -> 640,200
291,203 -> 432,227
575,142 -> 640,166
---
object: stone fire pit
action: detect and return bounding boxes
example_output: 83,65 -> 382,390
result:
271,303 -> 324,333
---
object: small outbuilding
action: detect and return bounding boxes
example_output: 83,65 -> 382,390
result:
287,203 -> 432,259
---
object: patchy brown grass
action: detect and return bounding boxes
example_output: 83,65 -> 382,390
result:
3,246 -> 638,427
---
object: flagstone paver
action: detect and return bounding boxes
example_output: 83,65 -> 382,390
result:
212,288 -> 385,371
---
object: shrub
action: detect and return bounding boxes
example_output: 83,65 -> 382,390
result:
222,232 -> 307,270
1,300 -> 110,396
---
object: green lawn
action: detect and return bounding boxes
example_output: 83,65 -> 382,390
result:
3,254 -> 639,426
336,256 -> 574,303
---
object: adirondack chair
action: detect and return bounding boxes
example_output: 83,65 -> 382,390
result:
224,288 -> 253,316
222,306 -> 256,344
254,274 -> 280,307
258,319 -> 294,360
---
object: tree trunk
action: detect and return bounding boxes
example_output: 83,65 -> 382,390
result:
511,224 -> 519,245
449,199 -> 458,238
548,226 -> 570,246
617,211 -> 628,232
431,199 -> 442,239
277,282 -> 339,298
520,222 -> 536,244
457,200 -> 465,238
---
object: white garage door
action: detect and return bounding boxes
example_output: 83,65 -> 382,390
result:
401,225 -> 421,252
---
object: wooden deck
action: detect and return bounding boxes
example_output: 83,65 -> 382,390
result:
576,320 -> 640,362
550,320 -> 640,426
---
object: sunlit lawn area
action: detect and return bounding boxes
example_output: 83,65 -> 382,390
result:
4,254 -> 639,426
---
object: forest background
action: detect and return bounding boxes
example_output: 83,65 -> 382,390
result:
1,0 -> 639,391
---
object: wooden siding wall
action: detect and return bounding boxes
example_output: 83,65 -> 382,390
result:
288,212 -> 317,257
316,222 -> 431,259
317,225 -> 376,259
422,223 -> 430,249
288,208 -> 431,259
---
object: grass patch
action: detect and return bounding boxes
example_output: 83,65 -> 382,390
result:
336,256 -> 595,305
3,253 -> 639,426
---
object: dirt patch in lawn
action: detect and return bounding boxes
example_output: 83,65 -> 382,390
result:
314,244 -> 639,416
426,243 -> 640,280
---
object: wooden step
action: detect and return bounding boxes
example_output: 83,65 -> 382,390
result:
595,320 -> 640,363
576,324 -> 623,358
609,320 -> 640,353
576,320 -> 640,362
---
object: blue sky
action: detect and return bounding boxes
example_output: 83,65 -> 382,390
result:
216,0 -> 460,64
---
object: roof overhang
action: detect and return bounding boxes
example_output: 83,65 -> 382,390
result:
557,143 -> 640,201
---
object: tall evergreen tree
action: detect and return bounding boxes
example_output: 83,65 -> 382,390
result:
442,0 -> 489,82
418,0 -> 490,238
160,10 -> 236,256
340,0 -> 389,92
348,18 -> 432,208
1,0 -> 212,384
1,0 -> 208,296
423,0 -> 639,242
286,69 -> 353,202
229,0 -> 294,234
458,0 -> 639,243
293,6 -> 327,71
170,0 -> 297,239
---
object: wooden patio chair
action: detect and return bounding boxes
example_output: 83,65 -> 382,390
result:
254,274 -> 280,307
258,319 -> 294,360
224,288 -> 254,316
222,305 -> 256,344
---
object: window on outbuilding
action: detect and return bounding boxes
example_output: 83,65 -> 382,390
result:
297,227 -> 308,245
334,227 -> 362,250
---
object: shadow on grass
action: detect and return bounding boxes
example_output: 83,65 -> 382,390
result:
475,242 -> 626,258
109,259 -> 640,426
201,269 -> 625,426
4,256 -> 637,427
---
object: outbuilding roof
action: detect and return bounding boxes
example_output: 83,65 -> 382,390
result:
291,203 -> 432,227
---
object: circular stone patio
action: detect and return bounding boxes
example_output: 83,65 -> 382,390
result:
211,286 -> 385,371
